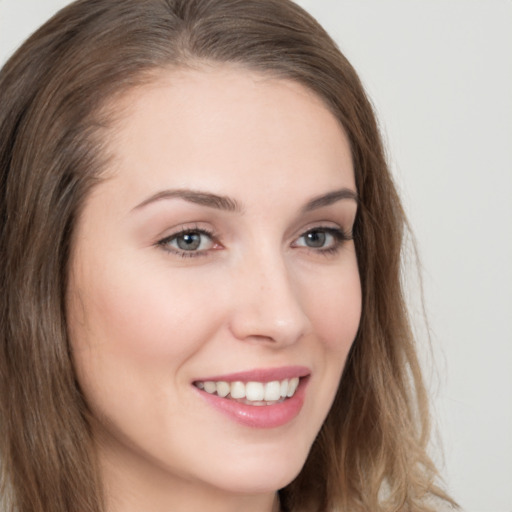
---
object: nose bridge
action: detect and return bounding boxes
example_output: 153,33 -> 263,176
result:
228,242 -> 309,345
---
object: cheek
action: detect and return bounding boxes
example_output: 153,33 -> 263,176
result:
67,258 -> 231,423
302,259 -> 362,355
70,261 -> 222,363
67,258 -> 230,442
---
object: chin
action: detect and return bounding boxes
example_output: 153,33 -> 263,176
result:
206,460 -> 304,495
193,439 -> 311,495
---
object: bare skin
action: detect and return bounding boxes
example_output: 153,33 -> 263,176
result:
68,65 -> 361,512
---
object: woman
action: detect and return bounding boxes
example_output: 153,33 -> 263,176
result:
0,1 -> 456,511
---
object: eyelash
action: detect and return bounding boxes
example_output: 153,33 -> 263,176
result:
156,226 -> 352,258
295,227 -> 352,256
157,227 -> 218,258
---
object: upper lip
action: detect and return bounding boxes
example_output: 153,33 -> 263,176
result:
194,365 -> 310,383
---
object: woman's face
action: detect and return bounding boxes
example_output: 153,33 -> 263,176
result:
68,66 -> 361,506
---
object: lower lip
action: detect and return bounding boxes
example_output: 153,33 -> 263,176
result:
195,377 -> 309,429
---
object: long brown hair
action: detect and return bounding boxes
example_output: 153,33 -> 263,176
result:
0,1 -> 455,511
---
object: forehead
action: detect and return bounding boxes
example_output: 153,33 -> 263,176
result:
99,64 -> 354,207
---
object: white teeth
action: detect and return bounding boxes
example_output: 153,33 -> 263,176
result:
264,381 -> 281,401
287,377 -> 299,397
230,381 -> 245,399
216,381 -> 230,398
195,377 -> 302,403
280,379 -> 289,398
203,381 -> 216,394
246,382 -> 265,401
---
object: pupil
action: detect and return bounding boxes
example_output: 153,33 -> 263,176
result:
177,233 -> 201,250
306,231 -> 326,248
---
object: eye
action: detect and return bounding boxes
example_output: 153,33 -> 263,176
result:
302,230 -> 331,248
158,228 -> 217,256
293,227 -> 350,253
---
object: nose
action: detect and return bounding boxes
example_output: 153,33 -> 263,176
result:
228,250 -> 310,347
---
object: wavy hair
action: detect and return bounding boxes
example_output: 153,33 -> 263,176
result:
0,1 -> 455,511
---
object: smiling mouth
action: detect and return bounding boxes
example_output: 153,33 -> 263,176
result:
193,377 -> 300,406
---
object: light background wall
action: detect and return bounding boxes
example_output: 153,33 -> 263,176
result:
1,1 -> 511,511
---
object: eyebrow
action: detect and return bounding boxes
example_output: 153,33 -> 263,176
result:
301,188 -> 358,212
132,187 -> 358,214
132,189 -> 243,213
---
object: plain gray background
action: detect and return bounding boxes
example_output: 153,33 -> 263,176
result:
1,1 -> 511,511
